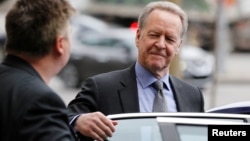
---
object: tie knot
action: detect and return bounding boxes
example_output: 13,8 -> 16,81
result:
153,80 -> 164,91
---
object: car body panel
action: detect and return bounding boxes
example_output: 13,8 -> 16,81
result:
207,101 -> 250,114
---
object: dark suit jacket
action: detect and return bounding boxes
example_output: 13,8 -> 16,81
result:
67,64 -> 204,121
0,55 -> 76,141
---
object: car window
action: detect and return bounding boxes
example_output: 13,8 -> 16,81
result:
157,117 -> 248,141
109,118 -> 163,141
177,125 -> 207,141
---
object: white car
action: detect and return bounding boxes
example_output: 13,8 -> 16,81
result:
104,113 -> 250,141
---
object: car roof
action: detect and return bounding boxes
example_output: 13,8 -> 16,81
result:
107,112 -> 250,119
107,112 -> 250,122
157,117 -> 248,125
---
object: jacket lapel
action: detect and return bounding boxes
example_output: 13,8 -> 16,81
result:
118,65 -> 140,113
169,75 -> 188,112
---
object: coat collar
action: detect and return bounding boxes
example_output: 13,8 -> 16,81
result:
118,64 -> 140,113
169,75 -> 191,112
2,55 -> 43,81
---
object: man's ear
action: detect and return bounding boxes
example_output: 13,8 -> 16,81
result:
135,28 -> 141,48
54,36 -> 65,55
175,39 -> 183,55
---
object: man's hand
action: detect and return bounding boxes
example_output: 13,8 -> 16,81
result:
74,112 -> 118,141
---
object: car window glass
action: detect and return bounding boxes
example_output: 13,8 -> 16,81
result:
177,125 -> 207,141
109,118 -> 163,141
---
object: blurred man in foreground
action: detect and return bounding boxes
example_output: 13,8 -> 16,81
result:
0,0 -> 76,140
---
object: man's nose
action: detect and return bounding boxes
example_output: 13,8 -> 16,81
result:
155,37 -> 166,49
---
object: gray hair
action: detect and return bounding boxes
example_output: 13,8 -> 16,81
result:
138,1 -> 188,38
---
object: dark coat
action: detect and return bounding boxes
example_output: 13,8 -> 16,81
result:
0,55 -> 76,141
67,64 -> 204,121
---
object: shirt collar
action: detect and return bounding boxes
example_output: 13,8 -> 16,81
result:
135,61 -> 170,89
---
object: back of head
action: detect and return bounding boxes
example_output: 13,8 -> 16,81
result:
138,1 -> 188,38
5,0 -> 75,58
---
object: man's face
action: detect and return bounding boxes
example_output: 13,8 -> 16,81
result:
136,9 -> 183,78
